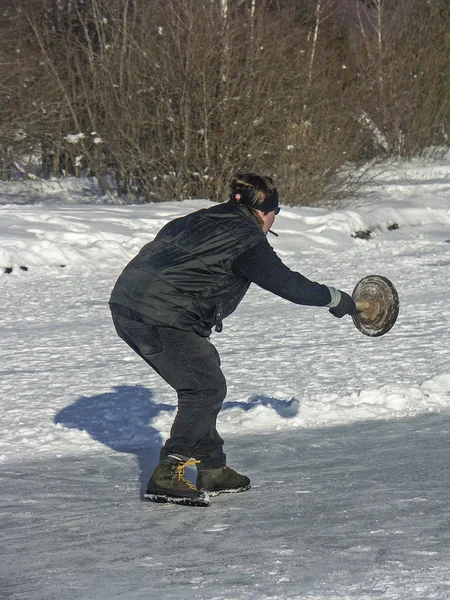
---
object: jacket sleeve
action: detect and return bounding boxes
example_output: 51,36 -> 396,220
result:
232,241 -> 332,306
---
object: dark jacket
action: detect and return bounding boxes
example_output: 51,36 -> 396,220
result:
110,201 -> 332,336
110,202 -> 266,335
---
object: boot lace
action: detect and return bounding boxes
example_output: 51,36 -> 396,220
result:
174,458 -> 200,490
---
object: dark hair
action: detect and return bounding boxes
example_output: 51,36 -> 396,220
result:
229,173 -> 277,212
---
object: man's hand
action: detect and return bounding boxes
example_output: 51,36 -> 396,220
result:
327,288 -> 357,318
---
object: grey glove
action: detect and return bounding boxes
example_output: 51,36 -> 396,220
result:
327,287 -> 356,318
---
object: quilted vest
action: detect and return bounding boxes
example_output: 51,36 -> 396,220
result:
110,202 -> 266,336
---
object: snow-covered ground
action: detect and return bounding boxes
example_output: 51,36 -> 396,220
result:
1,156 -> 450,599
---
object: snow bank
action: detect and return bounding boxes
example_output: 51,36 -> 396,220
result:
1,155 -> 450,272
1,197 -> 450,272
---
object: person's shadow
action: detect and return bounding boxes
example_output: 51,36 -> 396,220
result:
54,385 -> 174,498
54,386 -> 299,498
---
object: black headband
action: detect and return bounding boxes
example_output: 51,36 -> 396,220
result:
258,188 -> 279,213
234,187 -> 279,213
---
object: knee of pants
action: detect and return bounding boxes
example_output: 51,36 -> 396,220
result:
198,374 -> 227,411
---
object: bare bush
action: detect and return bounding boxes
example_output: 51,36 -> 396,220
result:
351,0 -> 450,157
1,0 -> 449,204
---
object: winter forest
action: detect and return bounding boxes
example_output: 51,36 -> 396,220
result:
1,0 -> 450,205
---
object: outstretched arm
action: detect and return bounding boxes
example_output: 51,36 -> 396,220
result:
233,241 -> 355,317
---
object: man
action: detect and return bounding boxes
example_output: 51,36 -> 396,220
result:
110,173 -> 356,507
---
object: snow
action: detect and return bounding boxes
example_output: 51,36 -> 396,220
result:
65,133 -> 86,144
1,156 -> 450,599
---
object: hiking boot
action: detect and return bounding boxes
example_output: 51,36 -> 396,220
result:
145,455 -> 209,507
196,466 -> 251,496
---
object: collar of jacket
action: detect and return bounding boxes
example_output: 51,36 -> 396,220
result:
227,201 -> 262,230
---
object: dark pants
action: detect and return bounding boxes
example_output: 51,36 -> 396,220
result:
111,311 -> 227,470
